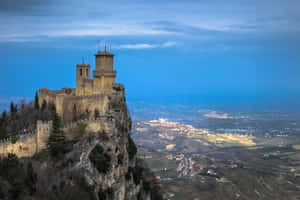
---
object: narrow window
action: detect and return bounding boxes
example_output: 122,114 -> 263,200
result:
80,69 -> 82,76
86,69 -> 88,76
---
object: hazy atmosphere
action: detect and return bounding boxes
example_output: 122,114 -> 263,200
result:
1,0 -> 300,110
1,1 -> 300,200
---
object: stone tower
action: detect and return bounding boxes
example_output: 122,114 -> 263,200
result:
93,49 -> 117,92
39,49 -> 122,122
76,61 -> 92,96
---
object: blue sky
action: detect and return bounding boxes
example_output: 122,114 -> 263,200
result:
0,0 -> 300,111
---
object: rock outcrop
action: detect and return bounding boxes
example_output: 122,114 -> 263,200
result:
0,88 -> 162,200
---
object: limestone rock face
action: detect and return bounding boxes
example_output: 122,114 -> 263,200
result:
64,93 -> 151,200
0,90 -> 159,200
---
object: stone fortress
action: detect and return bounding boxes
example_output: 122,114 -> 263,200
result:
0,49 -> 126,157
39,48 -> 124,122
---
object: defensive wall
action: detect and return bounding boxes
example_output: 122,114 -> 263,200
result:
0,117 -> 115,158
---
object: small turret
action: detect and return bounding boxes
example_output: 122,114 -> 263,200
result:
76,60 -> 91,80
76,59 -> 92,96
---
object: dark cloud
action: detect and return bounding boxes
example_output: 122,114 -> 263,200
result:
0,0 -> 54,16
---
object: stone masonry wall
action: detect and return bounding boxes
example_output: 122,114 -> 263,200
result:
0,118 -> 114,158
0,132 -> 37,158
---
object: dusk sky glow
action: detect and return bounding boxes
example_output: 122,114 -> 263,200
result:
1,0 -> 300,111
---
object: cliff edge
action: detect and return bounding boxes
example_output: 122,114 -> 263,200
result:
0,88 -> 162,200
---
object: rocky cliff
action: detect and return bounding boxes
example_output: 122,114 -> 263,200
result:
0,90 -> 162,200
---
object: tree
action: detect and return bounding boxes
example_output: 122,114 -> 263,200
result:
41,100 -> 47,111
10,102 -> 14,113
10,102 -> 17,114
1,111 -> 7,123
94,108 -> 100,119
47,113 -> 66,156
0,121 -> 7,140
25,162 -> 37,195
34,92 -> 39,110
10,102 -> 17,119
127,135 -> 137,160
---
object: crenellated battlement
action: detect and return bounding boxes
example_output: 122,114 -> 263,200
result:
0,117 -> 117,158
0,132 -> 35,145
0,120 -> 53,157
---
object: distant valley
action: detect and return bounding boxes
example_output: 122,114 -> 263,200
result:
131,106 -> 300,200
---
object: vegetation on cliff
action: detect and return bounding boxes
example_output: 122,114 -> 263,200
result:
0,120 -> 7,139
89,144 -> 111,174
0,92 -> 164,200
127,135 -> 137,160
0,154 -> 38,199
0,96 -> 56,140
47,113 -> 69,157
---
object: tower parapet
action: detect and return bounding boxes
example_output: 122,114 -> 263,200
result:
93,50 -> 116,92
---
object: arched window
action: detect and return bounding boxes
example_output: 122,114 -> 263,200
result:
86,69 -> 89,76
80,69 -> 83,76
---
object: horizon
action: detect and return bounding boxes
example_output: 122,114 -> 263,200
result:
1,0 -> 300,113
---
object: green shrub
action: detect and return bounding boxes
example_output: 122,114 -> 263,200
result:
10,135 -> 18,144
143,180 -> 151,192
34,149 -> 50,163
126,164 -> 144,185
125,167 -> 132,181
98,188 -> 114,200
89,145 -> 111,174
127,135 -> 137,160
132,165 -> 143,185
0,153 -> 19,181
76,122 -> 88,136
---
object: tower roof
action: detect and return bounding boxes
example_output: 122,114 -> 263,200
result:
76,63 -> 90,67
94,50 -> 114,56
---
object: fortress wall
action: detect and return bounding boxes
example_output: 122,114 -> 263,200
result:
92,76 -> 116,93
0,121 -> 52,158
39,91 -> 56,107
38,82 -> 125,123
76,78 -> 94,96
60,94 -> 110,122
62,117 -> 115,134
81,118 -> 115,133
0,133 -> 37,157
55,95 -> 66,119
36,120 -> 52,152
101,77 -> 115,92
0,117 -> 115,158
